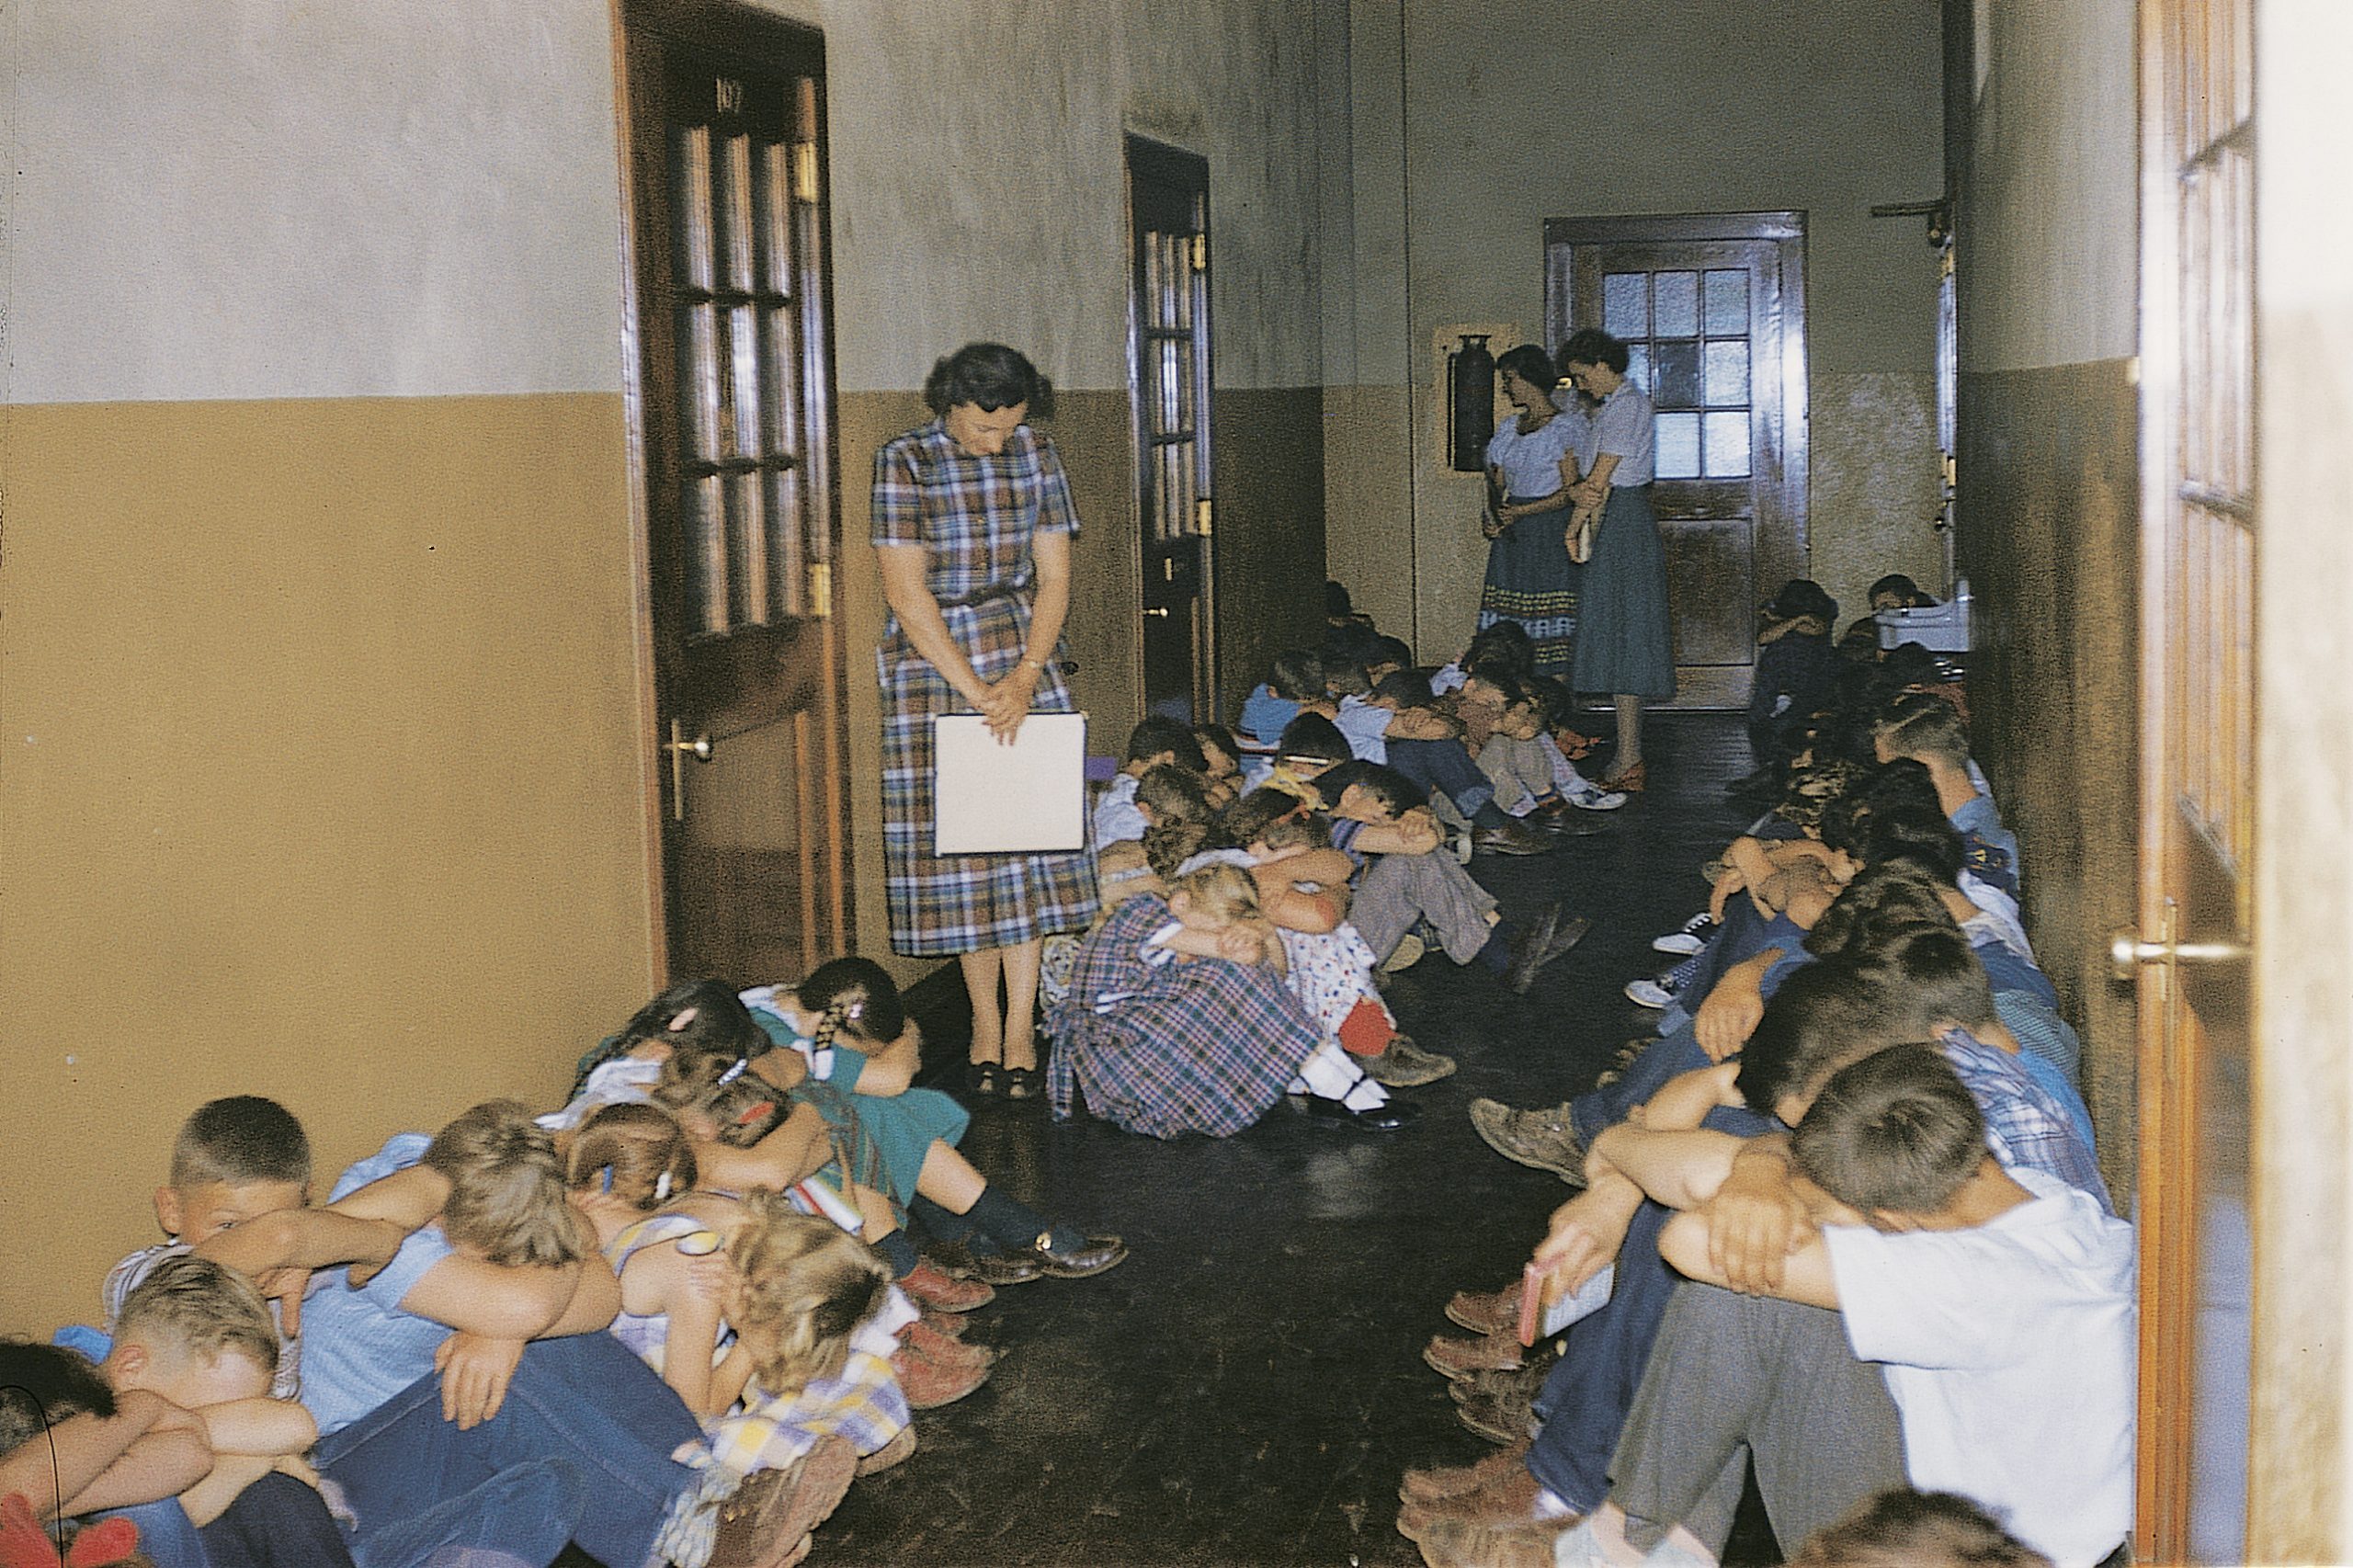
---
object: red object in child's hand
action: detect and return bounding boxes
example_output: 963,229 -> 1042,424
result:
0,1492 -> 142,1568
1517,1260 -> 1547,1348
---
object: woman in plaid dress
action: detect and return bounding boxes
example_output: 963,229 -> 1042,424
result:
872,345 -> 1099,1098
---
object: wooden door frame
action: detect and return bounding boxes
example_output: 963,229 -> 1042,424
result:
609,0 -> 851,977
1543,211 -> 1811,706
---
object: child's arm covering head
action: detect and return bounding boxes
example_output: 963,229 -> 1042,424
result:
0,1341 -> 212,1522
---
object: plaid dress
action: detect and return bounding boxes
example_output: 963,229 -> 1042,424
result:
872,419 -> 1099,955
1045,893 -> 1325,1139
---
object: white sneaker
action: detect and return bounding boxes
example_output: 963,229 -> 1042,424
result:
1453,826 -> 1475,865
1624,977 -> 1675,1009
1650,913 -> 1714,955
1564,778 -> 1630,811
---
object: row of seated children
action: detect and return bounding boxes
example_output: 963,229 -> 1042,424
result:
1051,708 -> 1608,1140
1381,662 -> 2130,1567
8,961 -> 1126,1568
1240,627 -> 1628,859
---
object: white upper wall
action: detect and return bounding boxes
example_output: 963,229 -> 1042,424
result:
1957,0 -> 2138,369
6,0 -> 631,403
5,0 -> 1329,407
779,0 -> 1325,392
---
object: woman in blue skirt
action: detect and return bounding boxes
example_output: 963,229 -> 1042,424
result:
1561,329 -> 1677,790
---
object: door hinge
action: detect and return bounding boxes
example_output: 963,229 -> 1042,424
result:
807,561 -> 832,619
1195,498 -> 1214,537
1189,233 -> 1208,273
793,142 -> 822,203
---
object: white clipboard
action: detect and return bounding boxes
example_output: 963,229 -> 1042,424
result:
932,712 -> 1088,854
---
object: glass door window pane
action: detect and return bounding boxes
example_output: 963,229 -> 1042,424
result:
1624,343 -> 1651,394
1703,340 -> 1750,406
1702,411 -> 1752,478
716,131 -> 755,292
1703,269 -> 1749,335
1604,273 -> 1649,338
1654,413 -> 1700,478
1653,341 -> 1700,409
1653,271 -> 1700,336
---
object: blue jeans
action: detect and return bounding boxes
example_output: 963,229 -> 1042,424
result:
91,1501 -> 210,1568
199,1471 -> 357,1568
1526,1104 -> 1776,1512
1385,738 -> 1497,822
317,1333 -> 699,1568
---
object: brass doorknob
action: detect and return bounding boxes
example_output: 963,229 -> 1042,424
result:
1144,607 -> 1171,619
667,733 -> 713,762
2109,929 -> 2247,983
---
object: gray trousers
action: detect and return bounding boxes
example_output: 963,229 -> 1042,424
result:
1608,1282 -> 1909,1558
1477,734 -> 1558,813
1349,849 -> 1498,964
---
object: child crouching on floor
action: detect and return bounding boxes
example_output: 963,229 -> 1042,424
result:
559,1110 -> 915,1506
1048,861 -> 1414,1136
1201,788 -> 1455,1087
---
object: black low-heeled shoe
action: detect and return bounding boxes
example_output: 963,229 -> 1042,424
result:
1298,1095 -> 1421,1132
964,1061 -> 1002,1096
1027,1232 -> 1129,1278
1001,1065 -> 1040,1100
925,1238 -> 1046,1287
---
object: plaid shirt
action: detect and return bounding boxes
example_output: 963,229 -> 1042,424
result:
1047,893 -> 1323,1139
1939,1028 -> 2113,1213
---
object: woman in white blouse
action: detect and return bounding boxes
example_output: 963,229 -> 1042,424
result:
1560,328 -> 1676,790
1476,343 -> 1588,679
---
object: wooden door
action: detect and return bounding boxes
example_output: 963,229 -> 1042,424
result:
619,1 -> 849,983
1128,138 -> 1216,722
1546,214 -> 1809,709
2127,0 -> 2256,1560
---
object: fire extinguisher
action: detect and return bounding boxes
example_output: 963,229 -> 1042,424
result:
1449,334 -> 1495,473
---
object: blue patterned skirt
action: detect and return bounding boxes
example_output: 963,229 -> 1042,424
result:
1478,494 -> 1580,678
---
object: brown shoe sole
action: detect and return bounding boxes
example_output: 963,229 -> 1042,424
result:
709,1436 -> 859,1568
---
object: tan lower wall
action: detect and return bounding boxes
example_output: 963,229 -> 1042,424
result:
1811,369 -> 1947,619
1322,383 -> 1418,653
0,392 -> 655,1333
1211,387 -> 1329,715
1956,359 -> 2142,1194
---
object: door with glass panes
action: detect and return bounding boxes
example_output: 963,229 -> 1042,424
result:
620,2 -> 849,982
1546,214 -> 1808,708
1128,137 -> 1215,722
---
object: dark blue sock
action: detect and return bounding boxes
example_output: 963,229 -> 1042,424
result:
873,1229 -> 921,1278
909,1194 -> 978,1245
1477,922 -> 1517,975
968,1186 -> 1081,1254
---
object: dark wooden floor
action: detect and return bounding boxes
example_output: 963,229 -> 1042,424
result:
823,714 -> 1769,1567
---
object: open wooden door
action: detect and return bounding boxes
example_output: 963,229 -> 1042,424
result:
1546,214 -> 1808,709
2125,0 -> 2256,1560
1127,137 -> 1216,722
618,1 -> 849,983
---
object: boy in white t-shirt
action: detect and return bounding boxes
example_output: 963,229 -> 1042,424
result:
1541,1044 -> 2133,1568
